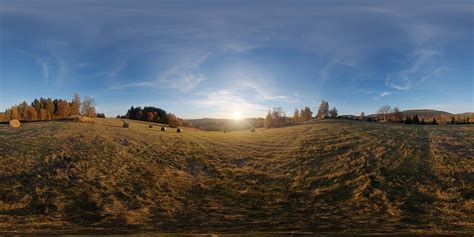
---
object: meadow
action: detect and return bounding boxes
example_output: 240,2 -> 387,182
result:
0,118 -> 472,234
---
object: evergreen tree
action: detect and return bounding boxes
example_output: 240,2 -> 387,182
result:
32,99 -> 41,115
404,116 -> 412,124
432,118 -> 438,125
413,115 -> 420,124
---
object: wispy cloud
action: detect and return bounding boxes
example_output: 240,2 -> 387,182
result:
37,59 -> 49,80
157,53 -> 209,91
111,53 -> 209,91
385,48 -> 443,90
374,91 -> 391,100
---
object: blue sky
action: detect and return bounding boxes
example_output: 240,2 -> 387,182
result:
0,1 -> 473,118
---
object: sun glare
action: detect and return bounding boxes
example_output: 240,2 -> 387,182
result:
232,111 -> 243,120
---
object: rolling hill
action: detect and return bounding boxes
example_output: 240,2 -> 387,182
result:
0,118 -> 473,234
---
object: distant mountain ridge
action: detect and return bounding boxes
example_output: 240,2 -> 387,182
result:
367,109 -> 472,118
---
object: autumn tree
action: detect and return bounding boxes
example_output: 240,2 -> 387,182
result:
302,106 -> 313,121
168,114 -> 181,127
329,107 -> 338,118
264,110 -> 273,128
146,112 -> 154,121
81,96 -> 96,118
19,101 -> 28,120
316,100 -> 329,119
39,108 -> 48,120
70,93 -> 81,116
24,106 -> 38,121
46,98 -> 54,120
152,112 -> 159,122
55,100 -> 71,118
392,107 -> 402,122
3,109 -> 11,121
11,106 -> 20,120
32,99 -> 41,115
293,109 -> 300,122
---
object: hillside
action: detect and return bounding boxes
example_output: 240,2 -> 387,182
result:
0,119 -> 473,234
400,109 -> 452,117
367,109 -> 452,118
364,109 -> 473,123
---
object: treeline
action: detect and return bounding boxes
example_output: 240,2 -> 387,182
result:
349,105 -> 472,125
2,94 -> 97,122
264,100 -> 339,128
118,106 -> 190,127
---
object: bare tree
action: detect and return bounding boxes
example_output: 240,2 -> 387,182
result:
316,100 -> 329,119
329,107 -> 338,118
360,112 -> 365,121
81,96 -> 96,118
377,105 -> 392,121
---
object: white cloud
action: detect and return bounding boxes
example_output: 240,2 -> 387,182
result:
374,91 -> 391,100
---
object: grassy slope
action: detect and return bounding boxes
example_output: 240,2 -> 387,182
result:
0,118 -> 473,233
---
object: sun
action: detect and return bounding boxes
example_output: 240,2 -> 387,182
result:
232,111 -> 243,120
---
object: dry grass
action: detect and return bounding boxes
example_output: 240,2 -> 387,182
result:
0,118 -> 472,234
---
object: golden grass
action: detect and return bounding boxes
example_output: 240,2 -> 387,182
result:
0,118 -> 472,234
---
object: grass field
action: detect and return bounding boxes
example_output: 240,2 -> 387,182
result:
0,118 -> 473,234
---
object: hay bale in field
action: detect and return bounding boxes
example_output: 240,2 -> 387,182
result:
250,128 -> 256,132
149,124 -> 153,128
177,128 -> 182,133
9,119 -> 20,128
122,120 -> 129,128
161,126 -> 166,131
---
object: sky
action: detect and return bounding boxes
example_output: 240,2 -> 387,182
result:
0,0 -> 473,119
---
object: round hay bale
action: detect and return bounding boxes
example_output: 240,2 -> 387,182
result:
161,126 -> 166,131
9,119 -> 20,128
250,128 -> 256,132
177,128 -> 182,133
122,120 -> 129,128
149,124 -> 153,128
